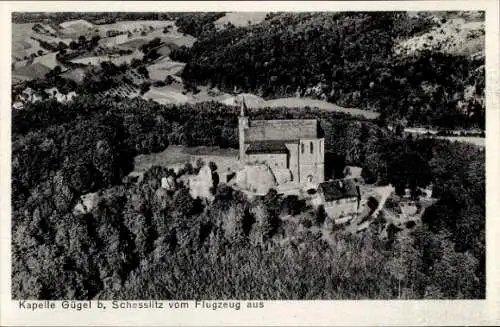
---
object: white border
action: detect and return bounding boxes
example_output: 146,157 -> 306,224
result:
1,1 -> 499,326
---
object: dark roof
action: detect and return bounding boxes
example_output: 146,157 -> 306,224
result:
246,140 -> 289,154
318,179 -> 360,202
245,119 -> 321,142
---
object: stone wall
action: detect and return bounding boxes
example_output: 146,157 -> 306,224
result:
247,153 -> 287,169
323,197 -> 359,219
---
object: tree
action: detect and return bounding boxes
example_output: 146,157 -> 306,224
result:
137,66 -> 150,79
78,35 -> 87,45
91,35 -> 101,46
53,65 -> 62,76
139,82 -> 151,95
57,42 -> 68,51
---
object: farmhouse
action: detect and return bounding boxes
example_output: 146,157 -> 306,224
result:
238,98 -> 325,184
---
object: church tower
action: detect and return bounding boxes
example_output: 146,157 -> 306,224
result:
238,97 -> 249,166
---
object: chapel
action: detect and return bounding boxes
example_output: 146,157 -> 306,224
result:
238,98 -> 325,184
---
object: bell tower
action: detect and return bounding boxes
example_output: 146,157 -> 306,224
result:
238,97 -> 249,166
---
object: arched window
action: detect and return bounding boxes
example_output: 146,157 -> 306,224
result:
310,141 -> 313,154
301,143 -> 305,154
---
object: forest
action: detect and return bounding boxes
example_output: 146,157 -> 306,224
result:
12,95 -> 485,299
170,12 -> 485,129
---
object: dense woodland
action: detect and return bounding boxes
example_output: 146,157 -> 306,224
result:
12,95 -> 485,299
171,12 -> 485,129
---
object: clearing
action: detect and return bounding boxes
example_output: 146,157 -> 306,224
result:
436,136 -> 485,147
12,23 -> 44,61
147,57 -> 185,81
60,68 -> 87,83
142,85 -> 380,119
220,94 -> 379,119
131,145 -> 239,178
142,85 -> 190,105
59,19 -> 93,30
214,12 -> 269,29
265,97 -> 380,119
12,62 -> 51,81
96,20 -> 174,34
69,49 -> 144,66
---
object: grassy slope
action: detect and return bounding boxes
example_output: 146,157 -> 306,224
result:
214,12 -> 269,29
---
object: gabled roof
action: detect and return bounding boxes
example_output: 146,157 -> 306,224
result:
245,119 -> 321,142
246,140 -> 289,154
318,179 -> 360,202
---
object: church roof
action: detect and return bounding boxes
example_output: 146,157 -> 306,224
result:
245,119 -> 321,142
246,140 -> 289,154
318,179 -> 360,202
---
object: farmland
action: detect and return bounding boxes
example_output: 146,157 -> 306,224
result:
12,23 -> 44,61
147,58 -> 185,81
69,50 -> 144,66
142,85 -> 191,105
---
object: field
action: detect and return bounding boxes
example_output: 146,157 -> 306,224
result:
31,52 -> 60,70
12,62 -> 51,81
437,136 -> 485,147
131,145 -> 239,178
140,83 -> 380,119
12,23 -> 44,60
142,85 -> 190,105
32,32 -> 73,46
220,94 -> 380,119
108,30 -> 195,51
214,12 -> 268,29
117,38 -> 149,49
59,19 -> 94,30
69,50 -> 144,66
147,57 -> 185,81
96,20 -> 175,34
60,68 -> 87,83
265,97 -> 380,119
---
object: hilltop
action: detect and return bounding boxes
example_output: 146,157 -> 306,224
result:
10,11 -> 486,301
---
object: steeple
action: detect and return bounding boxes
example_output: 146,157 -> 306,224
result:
240,96 -> 248,117
238,96 -> 249,167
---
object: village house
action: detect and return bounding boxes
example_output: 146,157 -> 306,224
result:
316,178 -> 361,220
238,98 -> 325,185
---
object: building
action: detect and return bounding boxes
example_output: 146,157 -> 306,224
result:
238,98 -> 325,184
343,165 -> 363,179
317,179 -> 361,219
106,30 -> 121,37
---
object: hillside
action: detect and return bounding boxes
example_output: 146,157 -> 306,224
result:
395,12 -> 484,57
11,94 -> 485,300
171,11 -> 485,129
